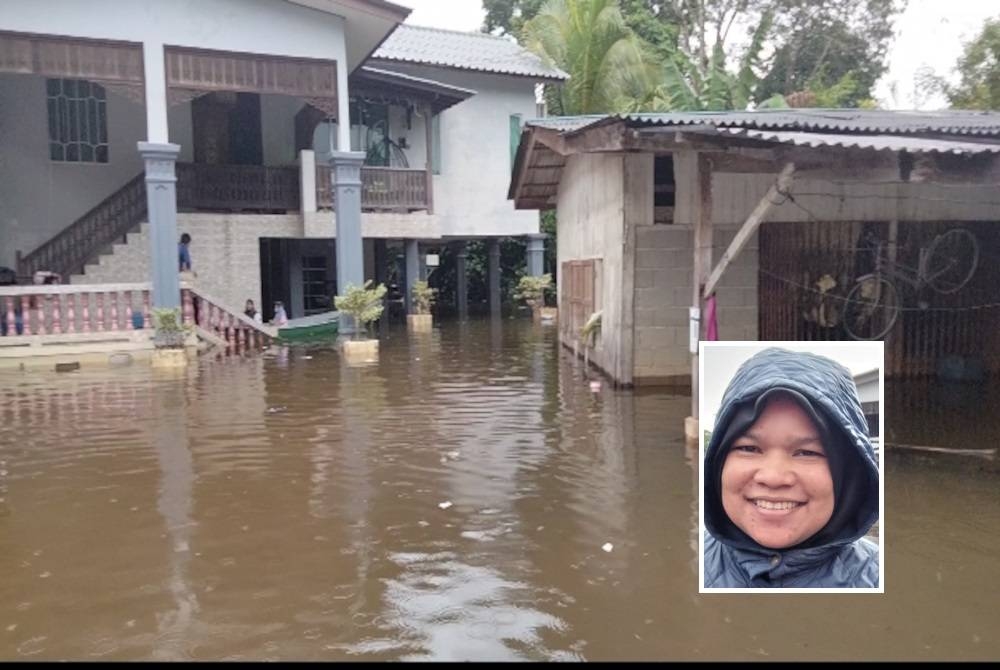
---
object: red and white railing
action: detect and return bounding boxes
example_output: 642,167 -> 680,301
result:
1,282 -> 276,354
0,283 -> 152,338
180,282 -> 277,351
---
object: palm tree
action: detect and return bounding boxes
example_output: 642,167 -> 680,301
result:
521,0 -> 654,114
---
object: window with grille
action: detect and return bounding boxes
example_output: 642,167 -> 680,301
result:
47,78 -> 109,163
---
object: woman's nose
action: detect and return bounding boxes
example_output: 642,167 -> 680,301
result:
753,453 -> 797,487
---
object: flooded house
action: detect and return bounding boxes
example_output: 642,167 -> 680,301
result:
508,110 -> 1000,429
0,0 -> 565,360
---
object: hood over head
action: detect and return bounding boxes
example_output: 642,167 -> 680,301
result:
704,348 -> 879,553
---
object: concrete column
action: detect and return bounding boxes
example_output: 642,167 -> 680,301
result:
335,58 -> 351,152
404,239 -> 419,315
455,242 -> 468,320
526,233 -> 546,276
141,42 -> 168,143
299,150 -> 317,214
138,142 -> 181,309
488,238 -> 501,318
331,150 -> 366,334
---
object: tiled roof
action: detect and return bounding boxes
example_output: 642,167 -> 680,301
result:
372,24 -> 569,81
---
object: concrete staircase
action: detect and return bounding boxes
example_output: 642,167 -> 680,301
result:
69,222 -> 151,285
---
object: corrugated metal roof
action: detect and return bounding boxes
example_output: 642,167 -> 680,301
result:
718,128 -> 1000,154
527,110 -> 1000,136
372,24 -> 569,81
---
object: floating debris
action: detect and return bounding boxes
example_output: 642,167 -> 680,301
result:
589,381 -> 602,393
438,501 -> 453,510
602,542 -> 614,553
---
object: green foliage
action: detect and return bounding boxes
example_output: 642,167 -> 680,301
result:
515,273 -> 553,307
151,307 -> 188,349
754,0 -> 906,108
152,307 -> 183,333
521,0 -> 653,115
334,281 -> 387,339
947,17 -> 1000,110
411,280 -> 436,315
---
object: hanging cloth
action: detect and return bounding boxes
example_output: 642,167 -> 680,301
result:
705,293 -> 719,341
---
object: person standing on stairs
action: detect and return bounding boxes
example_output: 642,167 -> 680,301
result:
178,233 -> 193,273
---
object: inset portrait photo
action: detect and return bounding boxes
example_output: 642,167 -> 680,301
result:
699,341 -> 884,593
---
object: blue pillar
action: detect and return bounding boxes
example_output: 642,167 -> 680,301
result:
138,142 -> 181,309
404,239 -> 419,315
331,151 -> 366,334
488,238 -> 501,318
526,233 -> 546,277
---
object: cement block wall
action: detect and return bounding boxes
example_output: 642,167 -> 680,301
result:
70,214 -> 303,312
632,225 -> 759,385
556,150 -> 761,387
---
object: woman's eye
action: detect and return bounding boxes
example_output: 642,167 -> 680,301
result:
795,449 -> 826,457
732,444 -> 759,453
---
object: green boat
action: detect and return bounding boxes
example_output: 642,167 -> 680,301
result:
277,311 -> 340,341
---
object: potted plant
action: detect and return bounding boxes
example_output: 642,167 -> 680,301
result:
515,274 -> 556,322
150,307 -> 191,368
408,280 -> 435,332
334,280 -> 387,361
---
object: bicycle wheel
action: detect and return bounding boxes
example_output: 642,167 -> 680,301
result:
926,228 -> 979,294
843,276 -> 900,341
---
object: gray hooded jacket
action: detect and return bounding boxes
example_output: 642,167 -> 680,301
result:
703,348 -> 880,588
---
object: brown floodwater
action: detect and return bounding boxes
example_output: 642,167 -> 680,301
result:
0,319 -> 997,661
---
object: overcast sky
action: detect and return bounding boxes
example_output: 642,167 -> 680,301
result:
396,0 -> 998,111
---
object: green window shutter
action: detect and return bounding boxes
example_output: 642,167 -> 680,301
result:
509,114 -> 523,170
431,114 -> 441,175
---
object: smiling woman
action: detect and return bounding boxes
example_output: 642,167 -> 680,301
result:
701,346 -> 882,591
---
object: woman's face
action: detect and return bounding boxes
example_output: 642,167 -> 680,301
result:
720,395 -> 835,550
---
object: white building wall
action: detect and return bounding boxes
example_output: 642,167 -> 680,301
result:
0,74 -> 192,269
369,63 -> 541,239
0,0 -> 347,64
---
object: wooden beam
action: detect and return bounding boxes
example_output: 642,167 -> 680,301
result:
510,129 -> 537,208
703,162 -> 796,299
423,104 -> 434,214
691,152 -> 714,420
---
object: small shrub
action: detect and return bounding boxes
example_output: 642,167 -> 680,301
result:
334,281 -> 387,339
411,280 -> 436,315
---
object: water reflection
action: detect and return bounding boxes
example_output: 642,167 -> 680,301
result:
0,319 -> 997,660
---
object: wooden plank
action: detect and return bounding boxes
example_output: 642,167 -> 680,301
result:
704,162 -> 795,298
691,152 -> 713,418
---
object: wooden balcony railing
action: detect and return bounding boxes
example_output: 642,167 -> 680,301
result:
316,165 -> 430,212
176,163 -> 300,212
